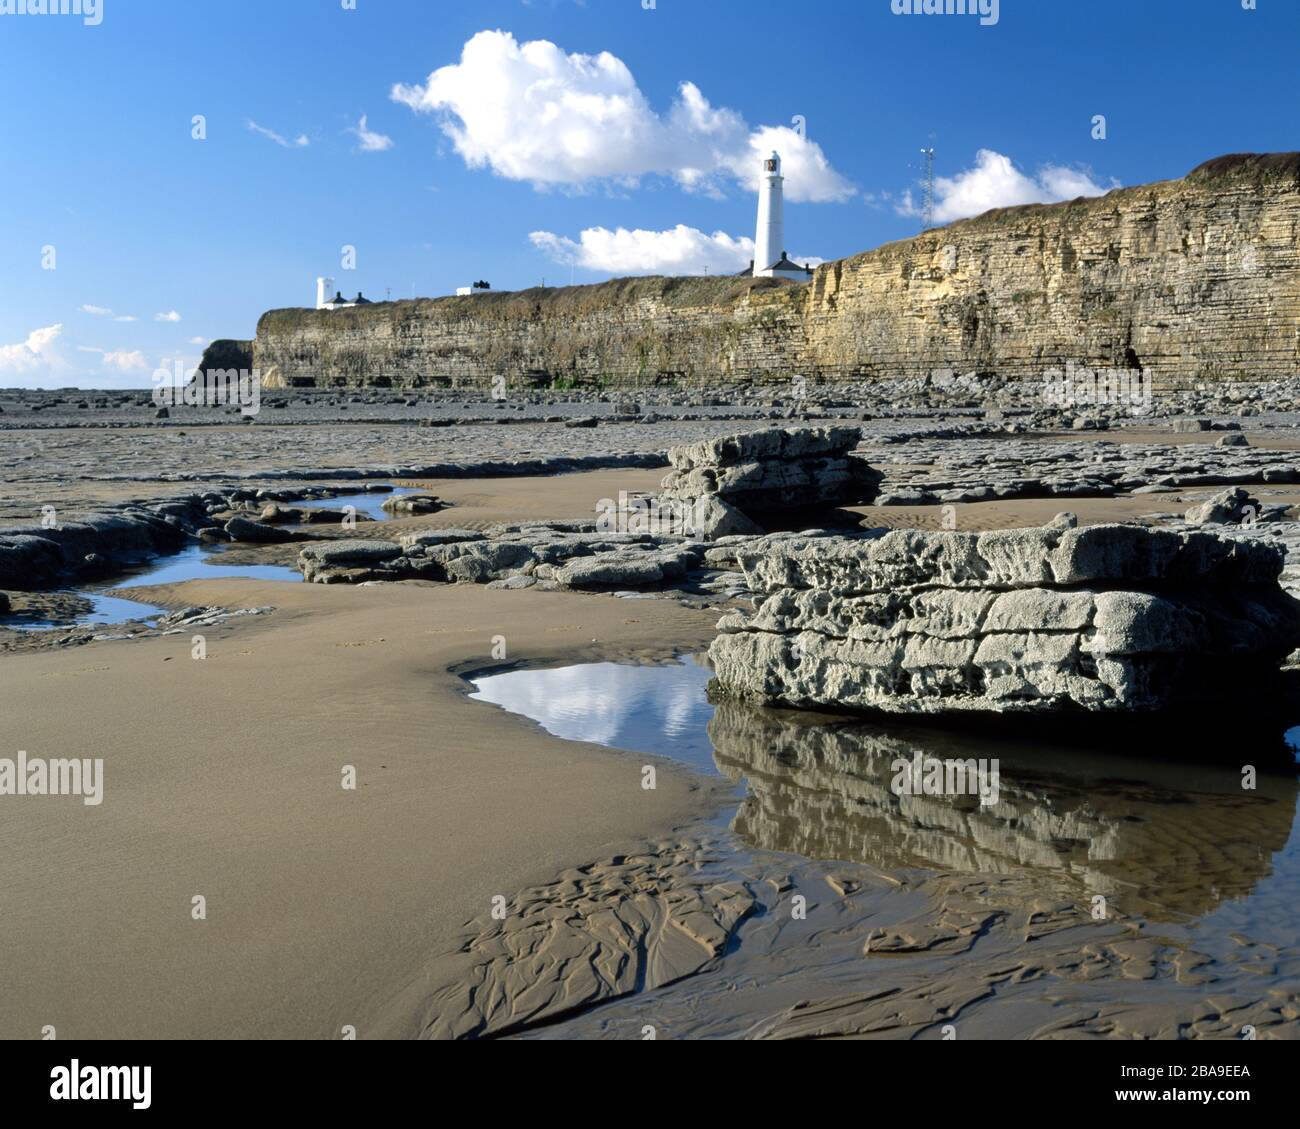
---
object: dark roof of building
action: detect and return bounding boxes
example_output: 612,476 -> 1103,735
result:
767,255 -> 813,275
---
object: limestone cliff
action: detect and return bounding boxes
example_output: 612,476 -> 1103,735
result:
247,153 -> 1300,390
805,152 -> 1300,385
252,276 -> 804,391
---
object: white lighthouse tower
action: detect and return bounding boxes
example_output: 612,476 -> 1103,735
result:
751,152 -> 813,283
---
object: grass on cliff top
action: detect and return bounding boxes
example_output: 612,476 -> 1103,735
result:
258,274 -> 801,330
1187,152 -> 1300,184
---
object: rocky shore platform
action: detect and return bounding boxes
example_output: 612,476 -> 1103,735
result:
4,386 -> 1300,1041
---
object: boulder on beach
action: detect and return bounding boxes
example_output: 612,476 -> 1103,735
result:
709,522 -> 1300,716
224,516 -> 301,544
258,503 -> 306,525
1185,486 -> 1260,526
659,425 -> 881,539
381,494 -> 444,516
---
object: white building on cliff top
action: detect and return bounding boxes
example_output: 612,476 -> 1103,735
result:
748,152 -> 814,283
316,277 -> 373,310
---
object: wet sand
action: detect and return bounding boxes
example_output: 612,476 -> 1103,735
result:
0,578 -> 724,1038
3,455 -> 1299,1039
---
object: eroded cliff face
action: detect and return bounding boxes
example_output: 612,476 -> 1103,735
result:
251,276 -> 805,391
246,153 -> 1300,390
805,153 -> 1300,385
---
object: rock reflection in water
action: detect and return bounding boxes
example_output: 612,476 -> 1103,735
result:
708,699 -> 1298,922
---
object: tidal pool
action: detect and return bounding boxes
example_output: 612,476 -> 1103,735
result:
469,656 -> 1300,938
297,486 -> 416,521
111,544 -> 302,588
2,543 -> 303,631
470,656 -> 718,774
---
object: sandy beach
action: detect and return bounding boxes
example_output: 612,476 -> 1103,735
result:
4,446 -> 1297,1040
0,573 -> 725,1039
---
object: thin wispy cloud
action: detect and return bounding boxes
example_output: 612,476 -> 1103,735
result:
247,120 -> 309,149
350,114 -> 394,152
154,310 -> 182,323
80,304 -> 113,316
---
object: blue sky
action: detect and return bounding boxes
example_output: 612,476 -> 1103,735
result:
1,0 -> 1297,388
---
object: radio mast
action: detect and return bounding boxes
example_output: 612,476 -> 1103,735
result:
920,147 -> 935,231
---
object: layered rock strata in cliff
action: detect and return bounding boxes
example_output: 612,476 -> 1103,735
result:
243,154 -> 1300,389
709,519 -> 1300,715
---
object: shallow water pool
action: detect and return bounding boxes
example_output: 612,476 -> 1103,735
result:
469,655 -> 1300,938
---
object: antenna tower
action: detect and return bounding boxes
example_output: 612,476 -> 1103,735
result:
920,147 -> 935,231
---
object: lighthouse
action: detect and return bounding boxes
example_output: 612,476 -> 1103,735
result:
750,152 -> 813,283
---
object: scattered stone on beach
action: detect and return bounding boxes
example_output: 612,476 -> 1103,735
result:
1184,486 -> 1261,526
685,494 -> 764,540
258,503 -> 305,525
295,511 -> 854,593
224,516 -> 301,544
154,605 -> 275,631
709,522 -> 1300,716
298,540 -> 405,582
380,493 -> 444,516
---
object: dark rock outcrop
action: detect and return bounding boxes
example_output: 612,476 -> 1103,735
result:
0,508 -> 201,589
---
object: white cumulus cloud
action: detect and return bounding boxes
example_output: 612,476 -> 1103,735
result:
900,149 -> 1118,224
0,324 -> 65,374
100,349 -> 150,372
154,310 -> 182,323
351,114 -> 394,152
392,30 -> 853,203
530,224 -> 822,276
75,345 -> 150,372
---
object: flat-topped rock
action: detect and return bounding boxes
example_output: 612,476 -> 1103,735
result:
710,522 -> 1300,716
0,508 -> 198,588
659,426 -> 881,537
666,425 -> 862,469
738,523 -> 1283,596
